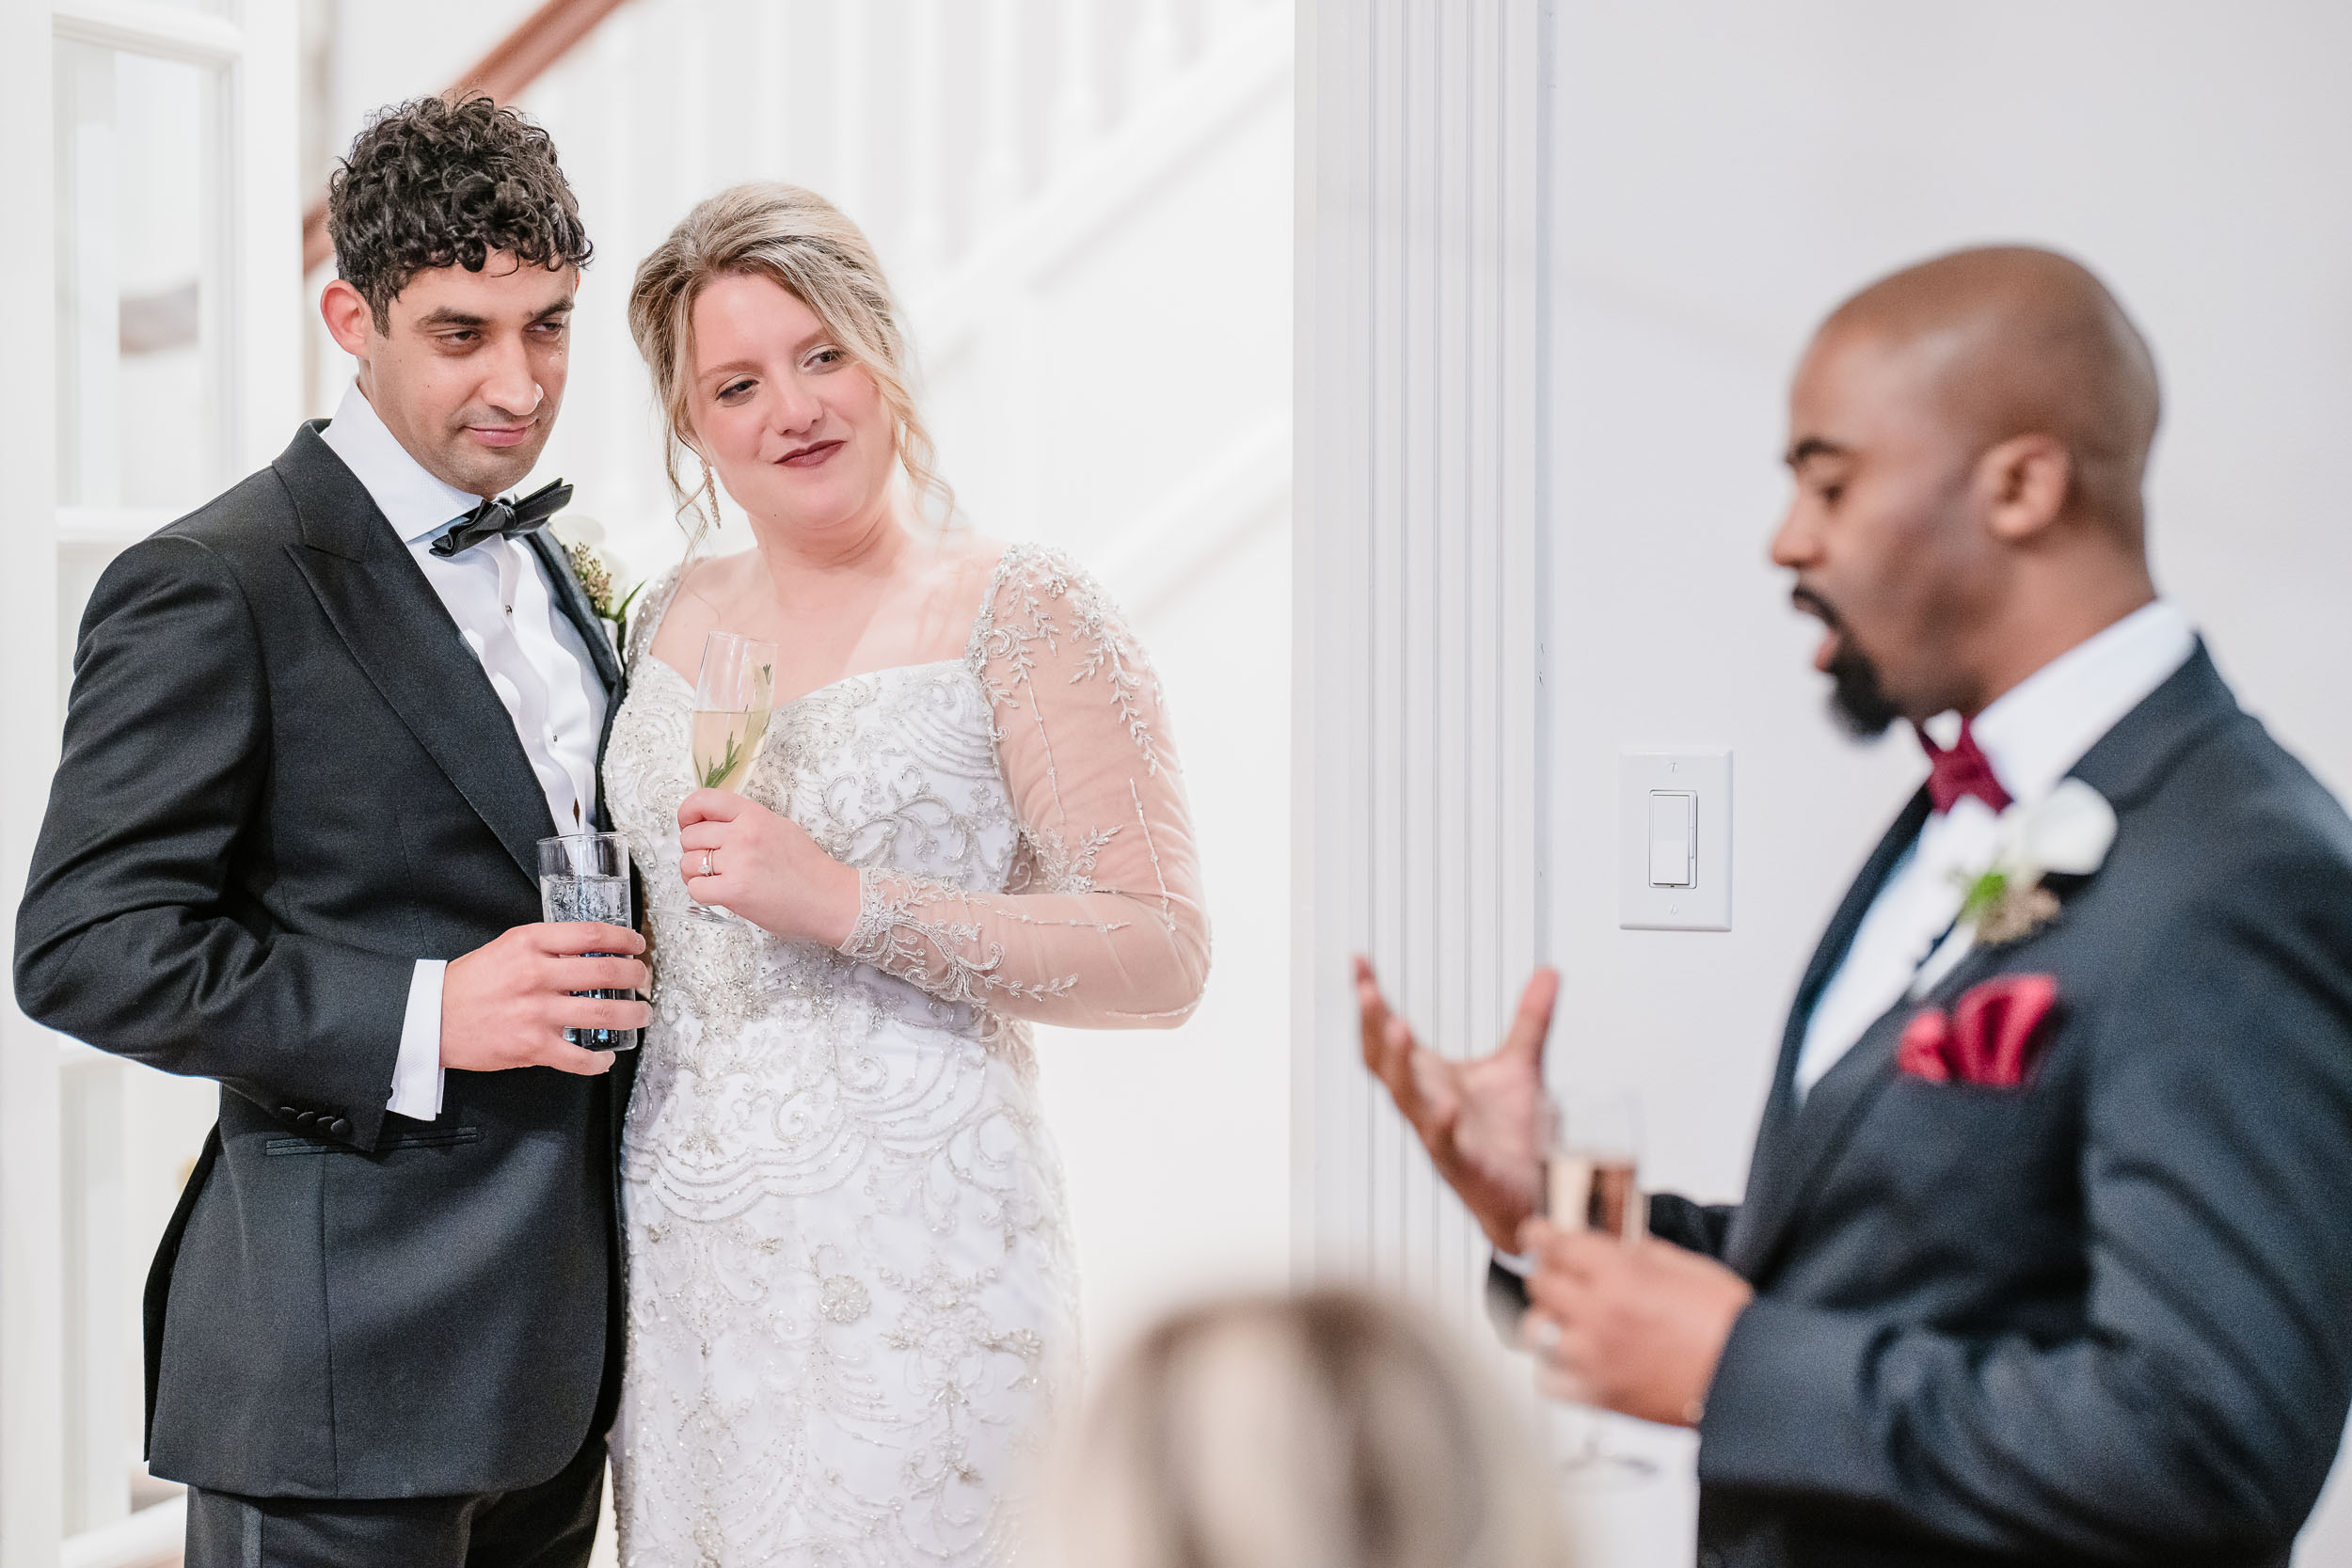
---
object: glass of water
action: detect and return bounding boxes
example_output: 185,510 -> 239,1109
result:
536,832 -> 639,1052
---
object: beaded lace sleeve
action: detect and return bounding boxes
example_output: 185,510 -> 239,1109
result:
837,545 -> 1210,1027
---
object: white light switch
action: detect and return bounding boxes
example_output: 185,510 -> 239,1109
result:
1619,751 -> 1731,930
1647,791 -> 1695,887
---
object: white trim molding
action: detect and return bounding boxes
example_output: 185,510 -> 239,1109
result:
0,0 -> 66,1552
4,0 -> 300,1558
1292,0 -> 1549,1317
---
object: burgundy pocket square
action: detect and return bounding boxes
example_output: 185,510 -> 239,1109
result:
1897,974 -> 2060,1088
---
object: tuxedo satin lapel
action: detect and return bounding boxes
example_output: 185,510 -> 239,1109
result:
524,531 -> 626,831
1726,787 -> 1932,1280
276,430 -> 557,879
527,531 -> 622,698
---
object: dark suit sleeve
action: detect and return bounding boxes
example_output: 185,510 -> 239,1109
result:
1647,1192 -> 1738,1256
14,535 -> 411,1148
1696,848 -> 2352,1560
1486,1192 -> 1742,1341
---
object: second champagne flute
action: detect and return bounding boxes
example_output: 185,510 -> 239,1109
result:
1543,1086 -> 1659,1485
685,629 -> 778,925
1545,1088 -> 1645,1243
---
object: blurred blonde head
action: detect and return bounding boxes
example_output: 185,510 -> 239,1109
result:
626,181 -> 950,549
1036,1290 -> 1568,1568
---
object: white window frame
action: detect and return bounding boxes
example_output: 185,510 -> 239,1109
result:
0,0 -> 297,1560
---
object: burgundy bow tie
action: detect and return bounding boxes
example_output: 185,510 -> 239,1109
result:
1915,720 -> 2012,816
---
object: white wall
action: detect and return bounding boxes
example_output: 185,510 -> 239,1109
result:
1537,4 -> 2352,1563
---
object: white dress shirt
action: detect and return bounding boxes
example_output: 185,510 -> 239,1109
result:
1789,600 -> 2196,1100
319,384 -> 608,1117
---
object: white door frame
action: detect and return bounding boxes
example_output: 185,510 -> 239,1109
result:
1291,0 -> 1551,1314
0,1 -> 297,1559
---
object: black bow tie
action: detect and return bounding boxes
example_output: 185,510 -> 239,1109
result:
430,478 -> 574,559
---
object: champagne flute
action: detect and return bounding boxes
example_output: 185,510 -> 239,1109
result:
1542,1086 -> 1659,1485
684,630 -> 778,925
1545,1089 -> 1645,1243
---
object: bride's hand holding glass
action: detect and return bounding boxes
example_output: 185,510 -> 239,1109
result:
676,788 -> 862,945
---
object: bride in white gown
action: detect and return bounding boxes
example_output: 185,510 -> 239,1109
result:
603,184 -> 1210,1566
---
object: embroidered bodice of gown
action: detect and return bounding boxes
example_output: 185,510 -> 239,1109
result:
601,542 -> 1208,1567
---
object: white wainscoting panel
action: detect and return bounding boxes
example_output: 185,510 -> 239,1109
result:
1293,0 -> 1549,1320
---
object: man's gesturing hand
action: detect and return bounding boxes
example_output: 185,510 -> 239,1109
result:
1518,1219 -> 1754,1428
1355,956 -> 1557,1252
442,923 -> 650,1076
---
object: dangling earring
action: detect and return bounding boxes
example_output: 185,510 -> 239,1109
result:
696,457 -> 722,536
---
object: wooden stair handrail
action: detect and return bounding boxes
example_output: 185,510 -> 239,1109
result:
300,0 -> 634,274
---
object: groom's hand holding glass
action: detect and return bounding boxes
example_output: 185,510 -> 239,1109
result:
442,923 -> 649,1075
676,789 -> 862,944
1354,957 -> 1753,1429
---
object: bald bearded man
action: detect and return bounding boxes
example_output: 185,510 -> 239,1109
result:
1359,246 -> 2352,1567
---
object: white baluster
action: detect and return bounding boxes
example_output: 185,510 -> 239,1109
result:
1126,0 -> 1184,106
61,1052 -> 129,1533
1201,0 -> 1268,55
1052,0 -> 1102,162
836,0 -> 871,223
61,44 -> 121,509
671,0 -> 710,206
977,0 -> 1027,216
789,0 -> 841,204
903,0 -> 948,277
755,0 -> 787,179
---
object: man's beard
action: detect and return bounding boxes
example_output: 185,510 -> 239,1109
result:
1793,588 -> 1902,738
1824,635 -> 1902,738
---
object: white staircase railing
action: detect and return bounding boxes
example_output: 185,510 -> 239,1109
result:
485,0 -> 1293,581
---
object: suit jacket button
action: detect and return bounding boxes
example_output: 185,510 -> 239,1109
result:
278,1106 -> 300,1119
294,1110 -> 317,1126
328,1117 -> 352,1137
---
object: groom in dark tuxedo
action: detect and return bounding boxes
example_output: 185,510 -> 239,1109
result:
16,97 -> 646,1566
1360,246 -> 2352,1566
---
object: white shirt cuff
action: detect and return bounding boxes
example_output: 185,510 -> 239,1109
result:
387,959 -> 448,1118
1492,1248 -> 1536,1277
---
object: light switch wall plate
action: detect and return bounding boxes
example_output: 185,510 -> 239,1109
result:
1619,750 -> 1731,930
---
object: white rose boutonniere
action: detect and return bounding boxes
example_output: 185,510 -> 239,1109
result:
1911,778 -> 2118,999
549,515 -> 642,650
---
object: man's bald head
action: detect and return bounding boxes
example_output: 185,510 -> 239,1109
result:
1773,246 -> 2167,729
1818,245 -> 2162,538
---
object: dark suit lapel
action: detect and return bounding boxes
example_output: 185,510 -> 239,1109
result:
527,530 -> 623,698
523,531 -> 626,831
1725,642 -> 2244,1283
273,422 -> 557,879
2067,640 -> 2239,811
1725,788 -> 1931,1279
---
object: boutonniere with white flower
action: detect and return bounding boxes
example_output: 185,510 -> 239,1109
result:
1910,778 -> 2118,998
549,515 -> 642,649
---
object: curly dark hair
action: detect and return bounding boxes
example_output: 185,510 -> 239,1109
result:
327,95 -> 593,328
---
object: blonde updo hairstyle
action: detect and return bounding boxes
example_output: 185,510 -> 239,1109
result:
1034,1289 -> 1570,1568
626,182 -> 951,551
